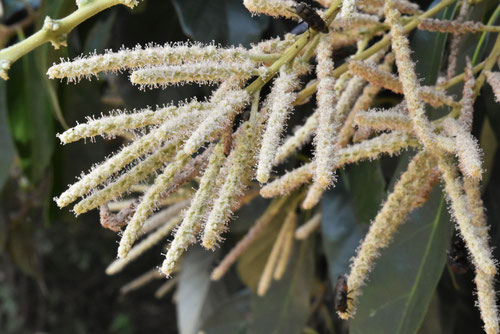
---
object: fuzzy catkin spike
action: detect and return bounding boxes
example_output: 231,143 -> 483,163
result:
417,19 -> 492,34
340,0 -> 356,20
106,216 -> 181,275
202,113 -> 265,250
460,59 -> 475,130
244,0 -> 300,20
273,210 -> 297,280
341,151 -> 438,319
55,99 -> 204,208
313,36 -> 338,189
73,141 -> 181,215
354,105 -> 413,134
130,60 -> 259,87
486,71 -> 500,103
257,66 -> 299,183
47,43 -> 257,81
442,118 -> 483,181
274,112 -> 318,165
261,131 -> 417,198
295,213 -> 321,239
437,155 -> 496,276
356,0 -> 421,16
384,1 -> 440,154
161,142 -> 226,276
302,182 -> 324,209
348,60 -> 457,108
118,152 -> 190,259
183,89 -> 250,155
257,208 -> 297,296
210,196 -> 289,280
445,0 -> 470,80
57,105 -> 181,144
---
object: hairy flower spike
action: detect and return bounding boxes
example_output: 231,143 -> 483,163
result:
442,118 -> 483,181
161,142 -> 226,276
55,99 -> 205,209
183,89 -> 250,155
210,196 -> 289,280
257,66 -> 299,183
418,19 -> 496,34
348,60 -> 457,108
261,131 -> 417,198
460,59 -> 475,130
341,151 -> 438,319
244,0 -> 299,20
202,112 -> 265,250
118,152 -> 190,259
445,0 -> 470,80
106,216 -> 181,275
354,105 -> 414,134
274,112 -> 318,165
356,0 -> 421,16
340,0 -> 356,20
295,212 -> 321,239
48,43 -> 260,81
130,60 -> 260,88
437,155 -> 496,276
273,210 -> 297,280
384,1 -> 440,153
313,36 -> 338,189
486,71 -> 500,103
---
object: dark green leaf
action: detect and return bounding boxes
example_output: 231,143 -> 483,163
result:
201,290 -> 251,334
248,239 -> 314,334
0,81 -> 15,191
350,188 -> 453,334
321,184 -> 369,281
346,160 -> 386,225
171,0 -> 269,45
410,0 -> 459,85
237,212 -> 283,292
177,246 -> 231,334
83,11 -> 117,54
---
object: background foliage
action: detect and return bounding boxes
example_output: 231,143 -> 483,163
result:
0,0 -> 499,333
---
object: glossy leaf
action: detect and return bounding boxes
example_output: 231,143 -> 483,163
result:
247,239 -> 314,334
0,81 -> 15,191
171,0 -> 269,45
346,161 -> 386,225
321,183 -> 369,282
350,188 -> 453,334
177,246 -> 231,334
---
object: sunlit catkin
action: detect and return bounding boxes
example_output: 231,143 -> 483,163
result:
341,151 -> 437,319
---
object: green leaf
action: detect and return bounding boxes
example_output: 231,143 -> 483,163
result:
410,0 -> 459,85
349,188 -> 453,334
201,290 -> 251,334
176,246 -> 231,334
0,81 -> 15,191
171,0 -> 269,45
237,212 -> 284,292
83,11 -> 117,54
321,183 -> 369,281
346,161 -> 386,225
247,239 -> 314,334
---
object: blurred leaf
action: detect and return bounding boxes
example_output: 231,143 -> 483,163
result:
410,0 -> 459,85
237,213 -> 283,292
416,293 -> 443,334
350,188 -> 453,334
5,221 -> 45,289
230,196 -> 271,234
2,0 -> 40,20
321,183 -> 369,282
0,81 -> 15,191
347,161 -> 386,225
109,313 -> 134,334
171,0 -> 269,45
177,246 -> 231,334
248,239 -> 314,334
201,290 -> 251,334
83,11 -> 117,54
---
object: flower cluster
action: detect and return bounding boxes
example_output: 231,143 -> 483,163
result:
49,0 -> 500,332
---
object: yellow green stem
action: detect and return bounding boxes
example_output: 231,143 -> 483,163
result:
0,0 -> 139,80
293,0 -> 457,105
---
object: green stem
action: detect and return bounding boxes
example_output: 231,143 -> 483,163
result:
0,0 -> 140,80
293,0 -> 457,105
471,4 -> 500,66
245,0 -> 342,96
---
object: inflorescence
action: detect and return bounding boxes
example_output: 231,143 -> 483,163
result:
46,0 -> 500,332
